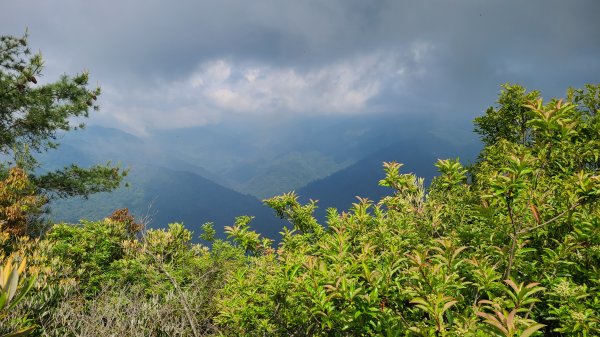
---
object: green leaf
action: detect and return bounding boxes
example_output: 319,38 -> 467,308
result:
519,323 -> 545,337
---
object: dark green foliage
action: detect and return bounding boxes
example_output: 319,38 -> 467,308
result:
0,32 -> 125,226
474,84 -> 541,146
33,164 -> 125,199
0,33 -> 96,154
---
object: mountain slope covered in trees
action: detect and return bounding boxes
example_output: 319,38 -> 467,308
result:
45,115 -> 479,232
49,164 -> 282,240
298,134 -> 481,219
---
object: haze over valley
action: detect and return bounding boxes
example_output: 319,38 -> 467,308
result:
44,112 -> 479,238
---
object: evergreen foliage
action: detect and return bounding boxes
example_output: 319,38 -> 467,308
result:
0,32 -> 126,233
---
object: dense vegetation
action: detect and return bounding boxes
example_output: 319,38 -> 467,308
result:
1,32 -> 599,336
0,32 -> 126,235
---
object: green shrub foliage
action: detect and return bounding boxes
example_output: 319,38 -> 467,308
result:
1,83 -> 598,336
216,84 -> 600,336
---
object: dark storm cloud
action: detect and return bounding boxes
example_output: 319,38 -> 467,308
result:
1,0 -> 599,133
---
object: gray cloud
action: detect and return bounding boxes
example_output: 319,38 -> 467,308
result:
1,0 -> 599,134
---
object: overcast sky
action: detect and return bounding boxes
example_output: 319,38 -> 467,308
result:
2,1 -> 599,135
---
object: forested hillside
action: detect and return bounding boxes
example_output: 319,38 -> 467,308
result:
44,113 -> 477,234
297,136 -> 481,220
49,165 -> 282,241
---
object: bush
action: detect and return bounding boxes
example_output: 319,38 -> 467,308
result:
214,84 -> 600,336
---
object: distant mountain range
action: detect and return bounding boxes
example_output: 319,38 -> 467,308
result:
297,137 -> 481,221
42,112 -> 481,239
50,165 -> 283,240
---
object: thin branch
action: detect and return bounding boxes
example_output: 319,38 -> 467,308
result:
504,200 -> 518,279
150,253 -> 201,337
518,202 -> 581,235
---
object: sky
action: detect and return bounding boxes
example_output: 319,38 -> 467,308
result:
1,0 -> 599,136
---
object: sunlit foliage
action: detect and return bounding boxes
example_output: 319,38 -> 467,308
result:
1,77 -> 598,335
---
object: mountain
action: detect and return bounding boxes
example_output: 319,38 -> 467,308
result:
40,127 -> 283,239
44,126 -> 218,180
296,133 -> 482,220
40,113 -> 480,236
147,112 -> 460,197
49,164 -> 283,240
236,151 -> 351,199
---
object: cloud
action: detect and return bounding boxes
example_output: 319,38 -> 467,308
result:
1,0 -> 599,134
93,44 -> 434,134
194,54 -> 386,114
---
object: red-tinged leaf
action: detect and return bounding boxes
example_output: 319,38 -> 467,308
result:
507,309 -> 517,331
475,311 -> 495,321
504,279 -> 518,291
529,203 -> 540,224
477,312 -> 510,336
442,300 -> 458,314
452,246 -> 468,260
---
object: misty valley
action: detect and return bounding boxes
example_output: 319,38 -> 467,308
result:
46,113 -> 480,240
